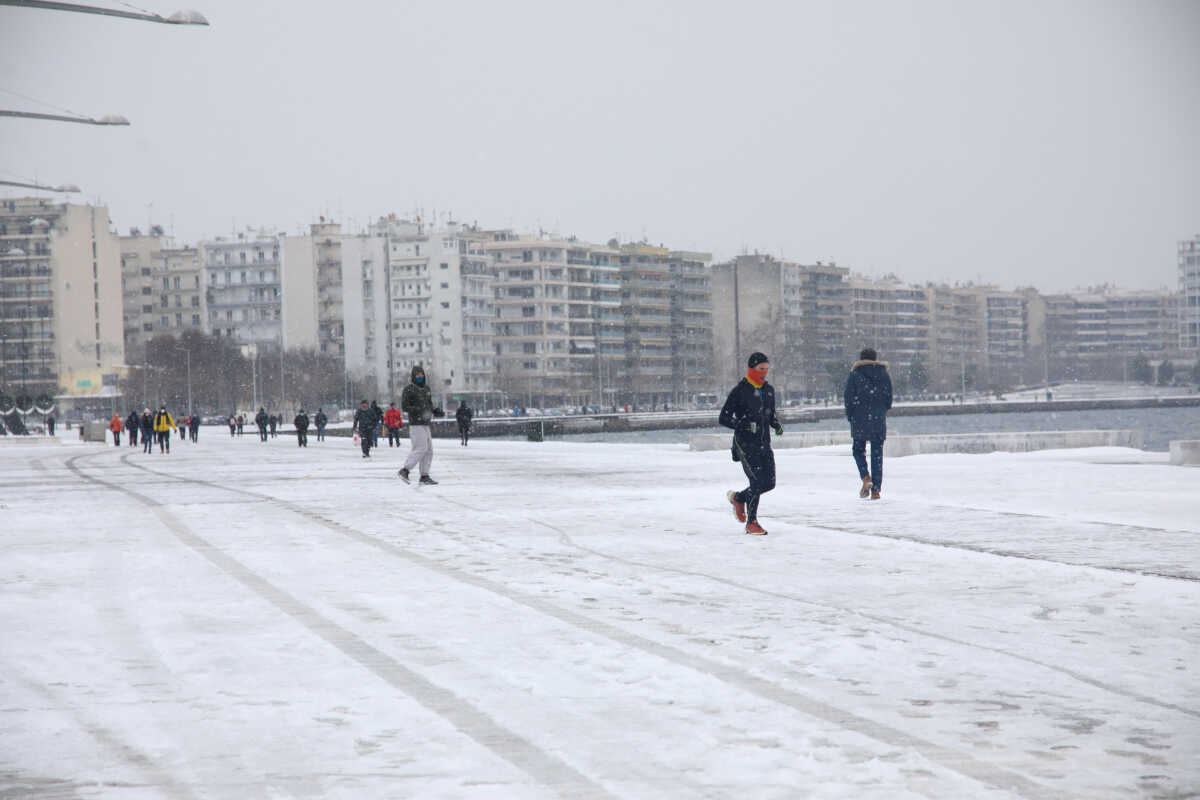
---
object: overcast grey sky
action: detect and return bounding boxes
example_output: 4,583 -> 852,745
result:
3,0 -> 1198,291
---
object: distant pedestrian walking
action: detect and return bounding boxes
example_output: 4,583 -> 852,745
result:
45,414 -> 55,437
384,402 -> 403,447
370,401 -> 384,448
720,352 -> 781,535
237,414 -> 245,436
255,408 -> 269,442
189,414 -> 200,443
140,409 -> 154,453
126,410 -> 140,447
352,400 -> 374,458
844,348 -> 893,500
268,413 -> 278,438
108,412 -> 123,446
455,402 -> 473,446
228,414 -> 237,437
398,365 -> 444,485
293,409 -> 309,447
314,408 -> 327,441
152,406 -> 176,454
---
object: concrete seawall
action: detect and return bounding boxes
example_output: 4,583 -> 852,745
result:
1170,440 -> 1200,465
316,394 -> 1198,440
689,429 -> 1144,456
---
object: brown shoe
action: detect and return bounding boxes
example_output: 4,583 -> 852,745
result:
859,476 -> 872,499
871,489 -> 881,500
745,520 -> 768,535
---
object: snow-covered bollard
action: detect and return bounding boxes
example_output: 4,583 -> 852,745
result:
1169,440 -> 1200,465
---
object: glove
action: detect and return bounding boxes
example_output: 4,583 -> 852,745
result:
772,422 -> 784,436
432,408 -> 445,418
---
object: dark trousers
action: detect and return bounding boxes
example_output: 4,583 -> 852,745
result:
297,430 -> 307,447
733,440 -> 776,523
47,421 -> 55,436
129,429 -> 138,446
360,434 -> 372,457
387,427 -> 401,447
157,430 -> 170,453
229,425 -> 236,437
316,426 -> 325,441
459,425 -> 469,446
142,430 -> 153,452
852,437 -> 884,490
258,424 -> 268,442
190,427 -> 198,443
112,431 -> 121,446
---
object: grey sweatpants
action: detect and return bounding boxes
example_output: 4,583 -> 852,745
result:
403,424 -> 433,476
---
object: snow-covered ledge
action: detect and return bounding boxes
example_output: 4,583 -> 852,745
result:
1169,440 -> 1200,465
689,429 -> 1144,455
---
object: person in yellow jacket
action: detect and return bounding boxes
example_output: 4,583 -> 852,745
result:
108,412 -> 124,447
152,405 -> 176,454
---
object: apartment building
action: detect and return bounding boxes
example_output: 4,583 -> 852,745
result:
619,244 -> 674,401
1181,235 -> 1200,356
119,229 -> 204,358
1042,287 -> 1181,380
668,250 -> 715,403
371,217 -> 496,402
712,255 -> 852,396
847,277 -> 931,382
0,198 -> 124,400
484,233 -> 618,406
201,230 -> 283,347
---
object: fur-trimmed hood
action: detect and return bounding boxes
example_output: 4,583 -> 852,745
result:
851,360 -> 889,371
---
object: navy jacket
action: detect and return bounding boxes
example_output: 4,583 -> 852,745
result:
844,361 -> 893,440
719,377 -> 778,452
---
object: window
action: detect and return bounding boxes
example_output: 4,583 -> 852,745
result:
161,316 -> 169,327
441,301 -> 450,308
175,313 -> 183,326
141,286 -> 152,295
142,304 -> 153,313
163,277 -> 170,290
140,267 -> 151,276
173,277 -> 181,289
191,296 -> 199,307
143,323 -> 154,332
440,282 -> 449,289
440,262 -> 448,270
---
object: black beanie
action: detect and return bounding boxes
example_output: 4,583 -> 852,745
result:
747,352 -> 769,368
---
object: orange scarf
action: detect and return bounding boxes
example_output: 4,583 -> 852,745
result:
746,369 -> 765,388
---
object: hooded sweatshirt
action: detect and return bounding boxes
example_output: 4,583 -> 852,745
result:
401,366 -> 436,425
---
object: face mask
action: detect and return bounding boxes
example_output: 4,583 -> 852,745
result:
415,376 -> 425,385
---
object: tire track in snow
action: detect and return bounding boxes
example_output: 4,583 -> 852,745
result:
109,452 -> 1078,800
64,451 -> 617,800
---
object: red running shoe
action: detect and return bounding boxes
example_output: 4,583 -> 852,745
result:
745,520 -> 767,535
727,490 -> 746,523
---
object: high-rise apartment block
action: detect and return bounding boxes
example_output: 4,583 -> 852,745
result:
0,198 -> 123,400
617,244 -> 715,404
1180,235 -> 1200,356
119,229 -> 204,359
201,230 -> 283,346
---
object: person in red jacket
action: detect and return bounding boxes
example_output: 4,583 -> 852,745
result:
384,402 -> 404,447
108,412 -> 124,446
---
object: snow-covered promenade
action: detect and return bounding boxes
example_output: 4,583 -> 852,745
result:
2,437 -> 1198,798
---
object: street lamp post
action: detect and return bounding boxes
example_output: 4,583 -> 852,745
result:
0,110 -> 129,126
177,347 -> 191,415
0,1 -> 209,25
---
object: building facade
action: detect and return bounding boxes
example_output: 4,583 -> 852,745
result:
0,198 -> 124,401
201,230 -> 284,347
119,229 -> 204,359
1181,235 -> 1200,357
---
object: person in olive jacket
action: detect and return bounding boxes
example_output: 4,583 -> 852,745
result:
844,347 -> 893,500
719,352 -> 782,535
398,365 -> 444,484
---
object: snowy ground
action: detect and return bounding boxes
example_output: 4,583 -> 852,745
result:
2,434 -> 1198,799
